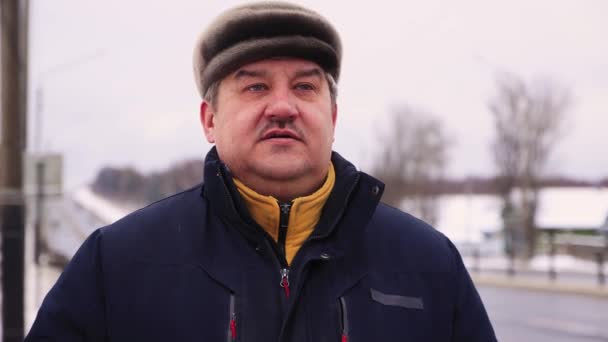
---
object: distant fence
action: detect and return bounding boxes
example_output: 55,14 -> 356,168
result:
460,232 -> 608,287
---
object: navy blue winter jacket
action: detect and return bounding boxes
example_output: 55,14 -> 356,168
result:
26,148 -> 497,341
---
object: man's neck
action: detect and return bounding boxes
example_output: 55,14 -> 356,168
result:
227,166 -> 329,202
233,174 -> 326,202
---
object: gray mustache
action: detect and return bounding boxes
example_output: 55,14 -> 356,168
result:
258,121 -> 305,139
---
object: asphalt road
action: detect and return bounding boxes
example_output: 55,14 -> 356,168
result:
479,286 -> 608,341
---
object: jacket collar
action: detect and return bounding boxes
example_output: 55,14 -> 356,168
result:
202,147 -> 264,245
201,147 -> 384,250
199,147 -> 385,300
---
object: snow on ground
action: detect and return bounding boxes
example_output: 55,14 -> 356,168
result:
537,187 -> 608,229
433,194 -> 503,244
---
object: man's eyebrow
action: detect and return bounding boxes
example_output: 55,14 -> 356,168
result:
233,69 -> 267,80
294,68 -> 323,79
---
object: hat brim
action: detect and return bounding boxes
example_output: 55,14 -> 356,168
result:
196,36 -> 339,97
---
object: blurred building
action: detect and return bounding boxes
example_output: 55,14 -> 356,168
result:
425,187 -> 608,257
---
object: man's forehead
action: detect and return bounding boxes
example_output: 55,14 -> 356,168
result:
229,58 -> 324,80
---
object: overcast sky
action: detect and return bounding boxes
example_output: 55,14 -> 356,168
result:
26,0 -> 608,190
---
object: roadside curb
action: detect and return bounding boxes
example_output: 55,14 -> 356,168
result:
471,274 -> 608,298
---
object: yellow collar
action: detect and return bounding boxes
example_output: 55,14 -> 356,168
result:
233,163 -> 336,265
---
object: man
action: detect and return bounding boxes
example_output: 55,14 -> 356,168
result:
26,2 -> 496,341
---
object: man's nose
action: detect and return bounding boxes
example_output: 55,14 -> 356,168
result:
264,87 -> 298,121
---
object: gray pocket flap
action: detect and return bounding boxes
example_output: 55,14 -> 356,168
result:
370,288 -> 424,310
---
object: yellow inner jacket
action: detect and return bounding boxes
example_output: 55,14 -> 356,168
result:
233,163 -> 335,265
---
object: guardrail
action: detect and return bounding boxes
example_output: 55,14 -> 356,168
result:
463,241 -> 607,287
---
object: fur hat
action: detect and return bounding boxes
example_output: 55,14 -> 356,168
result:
193,1 -> 342,99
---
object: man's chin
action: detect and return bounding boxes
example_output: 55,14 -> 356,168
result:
250,159 -> 311,181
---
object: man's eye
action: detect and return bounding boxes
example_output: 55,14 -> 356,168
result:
246,83 -> 268,92
295,83 -> 315,91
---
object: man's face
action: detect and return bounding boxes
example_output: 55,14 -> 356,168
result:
201,58 -> 337,188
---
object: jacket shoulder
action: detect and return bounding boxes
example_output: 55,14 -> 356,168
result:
104,183 -> 203,229
364,203 -> 497,341
98,184 -> 206,261
366,202 -> 459,273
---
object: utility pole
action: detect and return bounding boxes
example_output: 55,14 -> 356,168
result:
1,0 -> 29,340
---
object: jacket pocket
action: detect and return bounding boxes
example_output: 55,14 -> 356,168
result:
338,296 -> 349,342
227,293 -> 237,342
370,288 -> 424,310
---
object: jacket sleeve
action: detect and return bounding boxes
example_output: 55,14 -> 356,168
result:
25,229 -> 107,341
447,239 -> 498,342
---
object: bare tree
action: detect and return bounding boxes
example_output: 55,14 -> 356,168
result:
370,106 -> 449,225
490,72 -> 570,258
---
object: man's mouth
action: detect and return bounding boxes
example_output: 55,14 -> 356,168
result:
261,129 -> 301,141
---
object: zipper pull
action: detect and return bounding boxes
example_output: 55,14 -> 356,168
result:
340,297 -> 349,342
230,313 -> 237,340
229,294 -> 237,340
280,268 -> 290,298
279,202 -> 291,214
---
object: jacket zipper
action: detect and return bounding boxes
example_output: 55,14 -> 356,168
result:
339,296 -> 349,342
278,201 -> 292,298
216,166 -> 292,301
228,293 -> 237,341
278,201 -> 291,257
215,166 -> 289,266
280,267 -> 290,298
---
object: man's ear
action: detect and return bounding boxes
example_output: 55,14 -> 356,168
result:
332,102 -> 338,126
331,102 -> 338,142
200,101 -> 216,143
